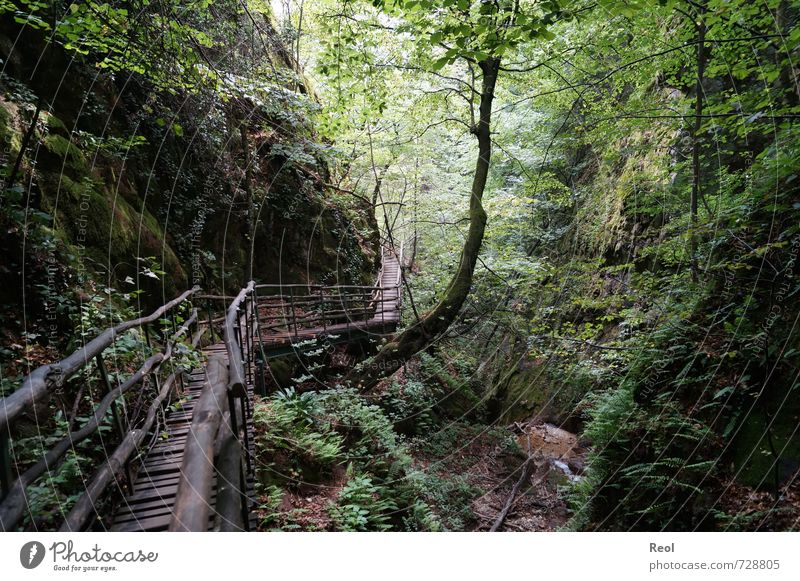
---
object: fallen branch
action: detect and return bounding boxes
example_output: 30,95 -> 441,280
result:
490,455 -> 537,532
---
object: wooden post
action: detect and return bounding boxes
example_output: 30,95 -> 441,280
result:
234,318 -> 242,366
95,355 -> 127,434
206,299 -> 215,342
143,323 -> 161,395
95,354 -> 134,492
289,287 -> 298,337
253,288 -> 268,396
241,305 -> 248,385
319,287 -> 326,331
239,396 -> 251,474
246,302 -> 252,381
0,429 -> 11,502
255,360 -> 266,397
245,297 -> 253,385
344,288 -> 350,332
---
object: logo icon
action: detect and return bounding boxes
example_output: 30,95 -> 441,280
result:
20,541 -> 46,569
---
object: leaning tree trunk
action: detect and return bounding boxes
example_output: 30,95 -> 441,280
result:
347,57 -> 500,389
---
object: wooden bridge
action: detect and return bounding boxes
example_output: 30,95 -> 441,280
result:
0,244 -> 405,531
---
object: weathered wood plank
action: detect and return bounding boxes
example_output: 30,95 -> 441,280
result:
168,356 -> 229,531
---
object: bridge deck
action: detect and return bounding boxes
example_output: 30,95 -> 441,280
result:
258,247 -> 402,353
111,344 -> 256,531
110,247 -> 402,531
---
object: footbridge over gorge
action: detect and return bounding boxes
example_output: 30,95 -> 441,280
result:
0,243 -> 407,532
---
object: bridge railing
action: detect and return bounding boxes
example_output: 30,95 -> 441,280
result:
170,282 -> 258,531
0,287 -> 205,531
254,283 -> 399,337
396,240 -> 405,309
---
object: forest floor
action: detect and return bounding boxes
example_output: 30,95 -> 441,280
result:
254,417 -> 585,532
467,421 -> 585,531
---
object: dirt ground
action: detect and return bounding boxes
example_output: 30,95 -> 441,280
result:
468,421 -> 586,531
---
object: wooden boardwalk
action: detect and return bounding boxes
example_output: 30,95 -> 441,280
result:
109,246 -> 403,531
111,344 -> 256,531
258,246 -> 402,352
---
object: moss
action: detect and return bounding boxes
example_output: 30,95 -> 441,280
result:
574,127 -> 672,255
497,363 -> 553,423
266,357 -> 296,389
730,397 -> 800,490
44,112 -> 67,133
106,194 -> 138,258
105,194 -> 187,291
39,175 -> 108,247
42,133 -> 87,172
56,174 -> 91,202
0,98 -> 22,157
37,172 -> 186,292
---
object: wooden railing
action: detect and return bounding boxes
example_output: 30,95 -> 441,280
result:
254,283 -> 398,337
0,288 -> 202,531
0,243 -> 410,531
251,243 -> 404,340
170,282 -> 258,531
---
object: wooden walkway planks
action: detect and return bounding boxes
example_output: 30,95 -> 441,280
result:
109,246 -> 403,531
110,346 -> 256,532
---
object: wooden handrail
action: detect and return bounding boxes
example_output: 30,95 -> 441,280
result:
255,283 -> 396,290
0,287 -> 199,435
195,294 -> 238,301
224,281 -> 255,399
0,306 -> 200,531
170,280 -> 258,531
257,245 -> 403,338
61,310 -> 201,531
8,240 -> 407,531
169,355 -> 229,532
258,307 -> 388,331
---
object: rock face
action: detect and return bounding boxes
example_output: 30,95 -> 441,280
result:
0,17 -> 378,314
516,422 -> 586,483
517,422 -> 579,460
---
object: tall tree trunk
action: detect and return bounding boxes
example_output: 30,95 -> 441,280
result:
240,122 -> 254,279
6,97 -> 43,190
690,7 -> 707,282
347,57 -> 500,389
371,162 -> 391,207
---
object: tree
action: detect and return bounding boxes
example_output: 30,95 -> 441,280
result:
344,0 -> 579,388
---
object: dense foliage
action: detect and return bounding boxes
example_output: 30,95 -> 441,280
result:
282,0 -> 800,531
1,0 -> 799,531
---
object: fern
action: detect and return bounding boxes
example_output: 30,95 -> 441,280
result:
329,474 -> 398,532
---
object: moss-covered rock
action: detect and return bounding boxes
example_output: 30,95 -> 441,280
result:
0,97 -> 22,157
0,17 -> 377,317
267,357 -> 297,390
730,395 -> 800,490
42,134 -> 87,172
